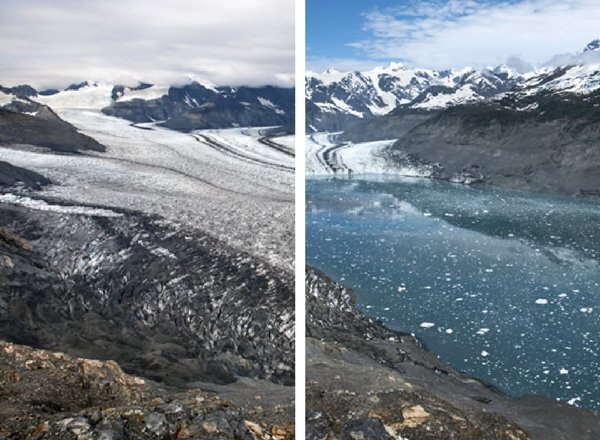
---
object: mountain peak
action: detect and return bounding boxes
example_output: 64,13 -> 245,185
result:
584,39 -> 600,52
383,61 -> 405,72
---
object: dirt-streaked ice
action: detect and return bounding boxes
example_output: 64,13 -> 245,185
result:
0,101 -> 294,271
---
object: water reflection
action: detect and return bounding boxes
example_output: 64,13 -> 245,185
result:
307,177 -> 600,410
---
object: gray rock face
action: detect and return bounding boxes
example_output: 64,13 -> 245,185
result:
306,267 -> 600,440
584,39 -> 600,52
388,91 -> 600,195
339,108 -> 436,143
0,84 -> 38,97
0,161 -> 50,189
0,107 -> 105,153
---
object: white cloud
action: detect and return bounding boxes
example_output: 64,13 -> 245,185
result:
349,0 -> 600,69
0,0 -> 294,89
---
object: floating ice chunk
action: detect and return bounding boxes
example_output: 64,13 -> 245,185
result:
559,368 -> 569,375
445,329 -> 453,334
420,322 -> 435,328
535,299 -> 548,305
423,212 -> 432,217
481,351 -> 489,357
567,397 -> 581,406
558,293 -> 568,298
397,286 -> 407,292
580,307 -> 593,314
476,328 -> 490,335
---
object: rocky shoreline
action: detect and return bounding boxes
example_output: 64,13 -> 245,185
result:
306,267 -> 600,439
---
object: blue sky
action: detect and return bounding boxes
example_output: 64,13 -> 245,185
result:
307,0 -> 401,60
307,0 -> 600,72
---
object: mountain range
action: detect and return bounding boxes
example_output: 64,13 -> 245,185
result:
306,40 -> 600,196
306,40 -> 600,133
0,81 -> 295,133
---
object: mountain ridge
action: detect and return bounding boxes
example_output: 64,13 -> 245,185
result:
1,80 -> 295,133
306,40 -> 600,133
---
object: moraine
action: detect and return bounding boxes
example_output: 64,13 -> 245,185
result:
307,176 -> 600,411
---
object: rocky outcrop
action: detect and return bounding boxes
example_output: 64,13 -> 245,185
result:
0,340 -> 294,439
0,161 -> 50,189
387,91 -> 600,195
0,107 -> 105,153
306,267 -> 600,439
338,108 -> 436,143
102,83 -> 294,132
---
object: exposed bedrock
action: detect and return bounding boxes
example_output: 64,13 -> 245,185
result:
0,107 -> 105,153
102,83 -> 295,132
0,340 -> 294,439
0,161 -> 51,189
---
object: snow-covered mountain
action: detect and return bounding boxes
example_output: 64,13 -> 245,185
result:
306,40 -> 600,132
306,63 -> 524,131
1,80 -> 295,132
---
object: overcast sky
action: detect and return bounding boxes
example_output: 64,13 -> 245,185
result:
307,0 -> 600,72
0,0 -> 294,89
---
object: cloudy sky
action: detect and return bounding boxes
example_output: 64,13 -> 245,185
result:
307,0 -> 600,72
0,0 -> 294,89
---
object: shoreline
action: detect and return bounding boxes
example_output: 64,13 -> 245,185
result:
305,172 -> 600,201
306,265 -> 600,439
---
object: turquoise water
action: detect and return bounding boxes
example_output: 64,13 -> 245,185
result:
307,176 -> 600,410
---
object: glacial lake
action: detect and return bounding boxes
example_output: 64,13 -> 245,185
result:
307,176 -> 600,410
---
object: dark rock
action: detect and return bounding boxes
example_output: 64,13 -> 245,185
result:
65,81 -> 90,91
0,161 -> 51,189
38,89 -> 60,96
0,84 -> 38,97
388,91 -> 600,195
341,418 -> 392,440
0,107 -> 106,153
102,82 -> 294,131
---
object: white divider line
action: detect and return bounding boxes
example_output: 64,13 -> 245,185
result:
295,0 -> 306,436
